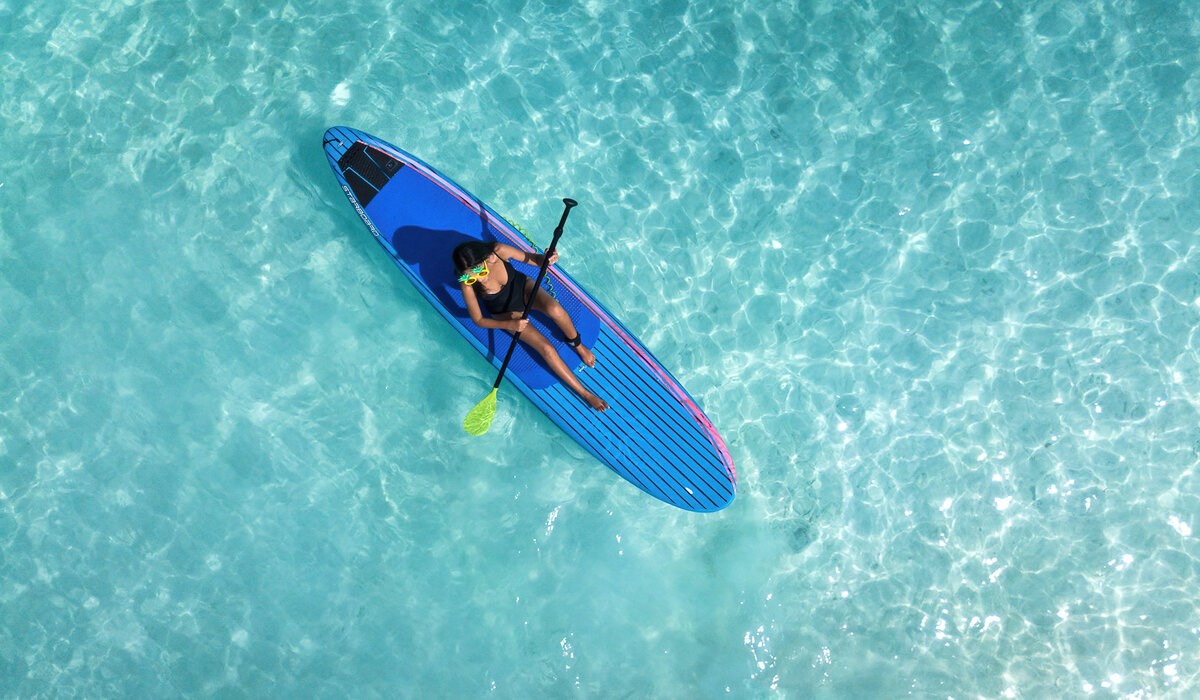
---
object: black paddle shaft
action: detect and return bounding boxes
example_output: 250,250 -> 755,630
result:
490,198 -> 578,389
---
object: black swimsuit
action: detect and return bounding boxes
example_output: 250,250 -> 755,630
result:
479,260 -> 529,315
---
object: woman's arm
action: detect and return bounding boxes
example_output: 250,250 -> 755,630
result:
494,242 -> 556,267
460,282 -> 525,332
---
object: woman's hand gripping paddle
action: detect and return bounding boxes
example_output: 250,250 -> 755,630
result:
463,198 -> 578,436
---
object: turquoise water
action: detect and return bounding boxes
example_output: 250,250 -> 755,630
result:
3,0 -> 1200,696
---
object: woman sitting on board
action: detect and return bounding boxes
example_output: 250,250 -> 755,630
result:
453,241 -> 609,411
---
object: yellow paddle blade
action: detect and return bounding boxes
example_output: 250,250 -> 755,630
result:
463,388 -> 499,436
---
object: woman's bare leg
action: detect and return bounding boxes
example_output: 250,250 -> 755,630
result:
500,312 -> 607,411
527,282 -> 596,367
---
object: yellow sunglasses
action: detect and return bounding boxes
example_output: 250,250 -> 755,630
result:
457,263 -> 489,284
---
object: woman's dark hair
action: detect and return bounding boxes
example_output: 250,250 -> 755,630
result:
451,241 -> 495,274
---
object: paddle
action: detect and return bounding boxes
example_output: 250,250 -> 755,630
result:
463,198 -> 578,436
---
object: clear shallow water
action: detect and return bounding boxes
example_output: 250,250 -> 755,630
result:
3,0 -> 1200,696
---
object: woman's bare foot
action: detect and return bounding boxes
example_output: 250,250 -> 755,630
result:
572,343 -> 596,368
583,391 -> 609,411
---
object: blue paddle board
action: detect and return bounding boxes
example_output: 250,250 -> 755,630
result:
322,127 -> 736,512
